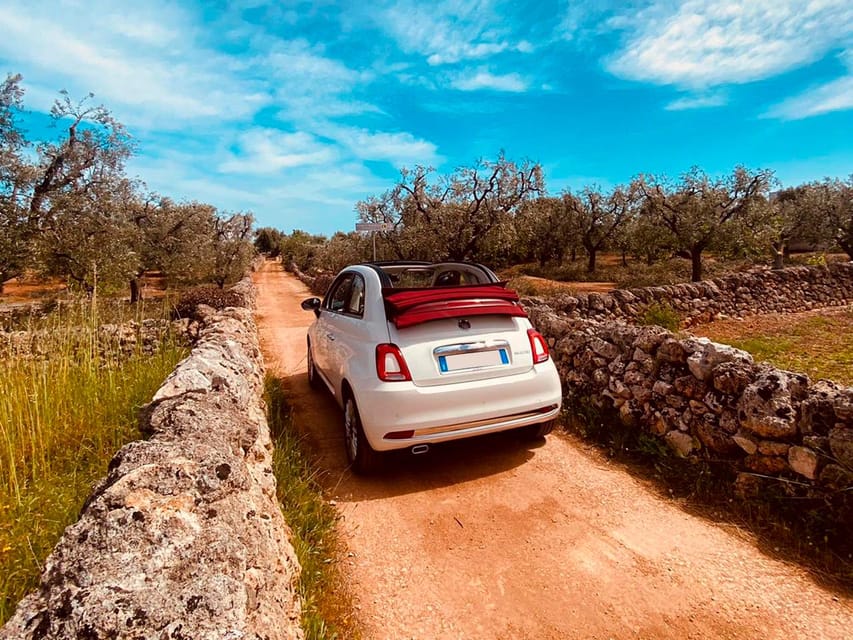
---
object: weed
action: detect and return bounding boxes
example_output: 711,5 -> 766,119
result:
639,302 -> 681,331
0,303 -> 186,624
265,377 -> 354,640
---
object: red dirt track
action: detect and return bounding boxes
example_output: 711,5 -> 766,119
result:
253,260 -> 851,640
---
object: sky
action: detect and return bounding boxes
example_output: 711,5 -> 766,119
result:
1,0 -> 851,236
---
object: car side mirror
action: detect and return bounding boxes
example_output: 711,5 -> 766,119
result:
301,297 -> 322,317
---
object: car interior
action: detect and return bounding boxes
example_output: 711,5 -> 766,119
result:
372,262 -> 498,288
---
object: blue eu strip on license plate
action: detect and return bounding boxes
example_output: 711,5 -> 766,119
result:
499,348 -> 509,364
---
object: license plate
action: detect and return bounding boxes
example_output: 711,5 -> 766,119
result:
438,348 -> 509,372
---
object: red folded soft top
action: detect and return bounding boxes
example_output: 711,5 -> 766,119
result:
382,283 -> 528,329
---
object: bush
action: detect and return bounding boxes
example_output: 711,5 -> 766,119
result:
639,302 -> 680,331
171,286 -> 246,319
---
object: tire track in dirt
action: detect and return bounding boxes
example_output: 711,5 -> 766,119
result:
253,260 -> 852,640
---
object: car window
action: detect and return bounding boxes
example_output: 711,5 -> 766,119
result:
346,274 -> 365,316
325,273 -> 354,312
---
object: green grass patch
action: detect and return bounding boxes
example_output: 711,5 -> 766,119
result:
639,302 -> 681,331
705,310 -> 853,386
0,305 -> 187,624
265,376 -> 354,640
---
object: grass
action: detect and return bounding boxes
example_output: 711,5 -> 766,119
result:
265,376 -> 356,640
697,309 -> 853,386
503,256 -> 756,290
0,300 -> 187,624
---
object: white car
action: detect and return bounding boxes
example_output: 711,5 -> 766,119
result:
301,261 -> 562,473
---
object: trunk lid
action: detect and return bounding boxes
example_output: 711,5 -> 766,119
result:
383,286 -> 534,387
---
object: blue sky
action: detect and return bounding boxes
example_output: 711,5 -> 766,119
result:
1,0 -> 851,236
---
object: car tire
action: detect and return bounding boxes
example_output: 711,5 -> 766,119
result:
521,419 -> 556,440
307,342 -> 321,390
343,394 -> 382,474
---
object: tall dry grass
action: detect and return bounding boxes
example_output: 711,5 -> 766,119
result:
0,300 -> 187,624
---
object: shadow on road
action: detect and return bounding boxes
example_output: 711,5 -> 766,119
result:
276,370 -> 545,502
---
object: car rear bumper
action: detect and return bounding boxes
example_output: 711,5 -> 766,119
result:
354,362 -> 563,451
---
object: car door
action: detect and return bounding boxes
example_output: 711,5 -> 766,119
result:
313,272 -> 354,387
323,272 -> 370,396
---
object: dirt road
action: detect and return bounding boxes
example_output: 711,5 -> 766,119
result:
253,261 -> 851,640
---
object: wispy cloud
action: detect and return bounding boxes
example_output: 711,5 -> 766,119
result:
0,0 -> 269,127
665,92 -> 728,111
766,74 -> 853,120
321,126 -> 440,166
375,0 -> 533,66
607,0 -> 852,89
219,130 -> 338,174
452,69 -> 529,92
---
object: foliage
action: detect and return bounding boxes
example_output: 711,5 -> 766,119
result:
638,166 -> 775,281
0,74 -> 256,298
171,285 -> 246,320
265,377 -> 351,640
564,182 -> 640,272
255,226 -> 285,257
0,304 -> 187,624
639,302 -> 681,331
357,152 -> 543,263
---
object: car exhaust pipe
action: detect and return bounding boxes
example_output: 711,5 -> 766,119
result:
411,444 -> 430,455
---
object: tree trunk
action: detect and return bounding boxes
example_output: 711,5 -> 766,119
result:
570,247 -> 576,262
771,241 -> 785,270
690,248 -> 703,282
587,248 -> 597,273
621,249 -> 628,267
130,277 -> 142,303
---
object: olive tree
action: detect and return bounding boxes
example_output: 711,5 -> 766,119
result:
0,74 -> 28,292
357,153 -> 544,262
638,167 -> 775,281
563,183 -> 639,273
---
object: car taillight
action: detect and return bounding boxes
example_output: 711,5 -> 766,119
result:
376,343 -> 412,382
527,329 -> 550,364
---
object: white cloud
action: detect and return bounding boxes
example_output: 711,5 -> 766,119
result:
326,126 -> 439,166
608,0 -> 853,89
665,92 -> 728,111
377,0 -> 533,65
766,74 -> 853,119
219,130 -> 338,174
0,1 -> 269,127
452,70 -> 529,92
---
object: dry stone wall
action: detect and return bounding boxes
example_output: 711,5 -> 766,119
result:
0,278 -> 303,640
544,262 -> 853,326
526,304 -> 853,500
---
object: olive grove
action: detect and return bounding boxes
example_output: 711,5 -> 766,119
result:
0,74 -> 255,298
273,157 -> 849,285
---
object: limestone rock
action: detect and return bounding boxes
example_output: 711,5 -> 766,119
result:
744,454 -> 788,475
686,339 -> 753,382
665,430 -> 695,457
733,433 -> 759,455
788,446 -> 819,480
737,368 -> 800,440
0,278 -> 303,640
711,361 -> 755,395
657,338 -> 686,363
828,427 -> 853,469
696,421 -> 739,455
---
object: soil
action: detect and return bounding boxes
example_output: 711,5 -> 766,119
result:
690,305 -> 853,343
252,260 -> 852,640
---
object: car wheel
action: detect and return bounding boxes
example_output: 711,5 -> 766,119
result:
307,342 -> 321,390
343,394 -> 382,474
520,419 -> 556,440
